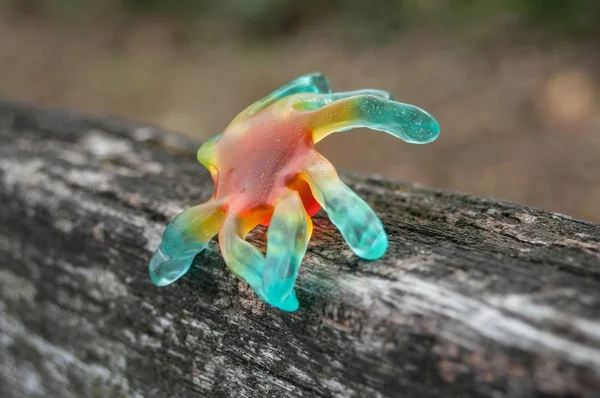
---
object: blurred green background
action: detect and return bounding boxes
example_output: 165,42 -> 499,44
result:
1,0 -> 599,221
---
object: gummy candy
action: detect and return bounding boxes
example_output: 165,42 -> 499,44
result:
149,73 -> 440,311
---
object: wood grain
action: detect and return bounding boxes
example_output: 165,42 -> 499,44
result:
1,99 -> 600,397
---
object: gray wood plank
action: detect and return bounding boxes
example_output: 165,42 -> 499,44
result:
1,99 -> 599,397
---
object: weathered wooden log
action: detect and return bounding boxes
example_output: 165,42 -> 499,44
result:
1,99 -> 600,398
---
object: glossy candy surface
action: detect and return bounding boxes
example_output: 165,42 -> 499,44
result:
149,73 -> 440,311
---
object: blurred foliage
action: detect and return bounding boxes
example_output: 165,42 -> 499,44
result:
509,0 -> 600,38
2,0 -> 599,42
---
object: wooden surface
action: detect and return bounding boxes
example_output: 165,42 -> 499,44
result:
1,99 -> 600,398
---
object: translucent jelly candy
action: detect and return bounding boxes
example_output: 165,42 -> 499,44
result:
149,73 -> 440,311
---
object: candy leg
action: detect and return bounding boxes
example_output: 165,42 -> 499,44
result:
245,73 -> 332,116
301,154 -> 388,260
263,190 -> 312,312
149,199 -> 225,286
219,193 -> 310,311
196,133 -> 222,171
294,89 -> 393,112
218,213 -> 266,297
306,93 -> 440,144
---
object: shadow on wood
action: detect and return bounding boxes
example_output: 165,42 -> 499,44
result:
1,99 -> 600,397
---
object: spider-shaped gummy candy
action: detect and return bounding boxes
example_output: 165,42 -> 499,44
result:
149,73 -> 440,311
